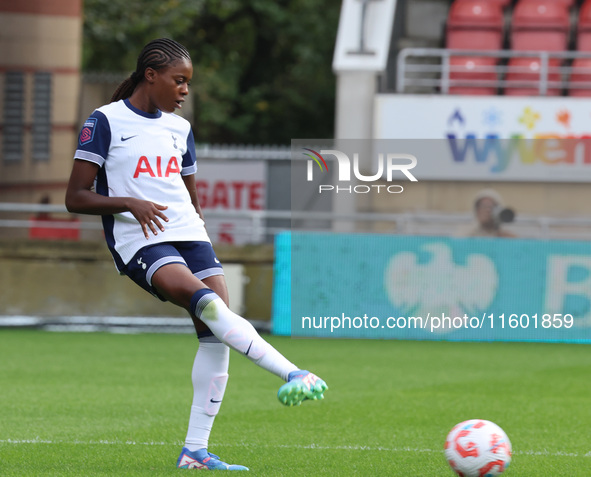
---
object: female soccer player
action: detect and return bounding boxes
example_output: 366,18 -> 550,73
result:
65,38 -> 327,471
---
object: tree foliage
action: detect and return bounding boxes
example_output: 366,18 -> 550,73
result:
83,0 -> 340,144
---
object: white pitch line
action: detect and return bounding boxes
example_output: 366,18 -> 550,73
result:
0,439 -> 589,458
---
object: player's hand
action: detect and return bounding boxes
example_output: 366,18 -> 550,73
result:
127,198 -> 169,239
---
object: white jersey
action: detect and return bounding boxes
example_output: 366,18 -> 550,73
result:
74,98 -> 210,270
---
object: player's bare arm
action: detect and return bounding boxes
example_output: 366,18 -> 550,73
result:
65,158 -> 169,239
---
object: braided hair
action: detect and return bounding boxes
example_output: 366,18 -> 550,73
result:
110,38 -> 191,102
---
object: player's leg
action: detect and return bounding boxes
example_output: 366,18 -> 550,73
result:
201,274 -> 229,305
120,245 -> 245,469
151,263 -> 301,381
176,333 -> 249,471
128,253 -> 243,469
151,246 -> 327,405
151,263 -> 322,469
182,278 -> 230,461
199,275 -> 329,405
123,243 -> 327,403
190,284 -> 327,403
182,333 -> 228,450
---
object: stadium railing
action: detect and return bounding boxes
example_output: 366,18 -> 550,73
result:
395,48 -> 591,95
2,202 -> 591,241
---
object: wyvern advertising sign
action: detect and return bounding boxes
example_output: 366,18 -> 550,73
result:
374,95 -> 591,182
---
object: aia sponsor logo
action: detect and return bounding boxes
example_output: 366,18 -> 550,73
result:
133,156 -> 181,178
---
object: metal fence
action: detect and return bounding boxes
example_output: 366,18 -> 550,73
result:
396,48 -> 591,95
3,202 -> 591,241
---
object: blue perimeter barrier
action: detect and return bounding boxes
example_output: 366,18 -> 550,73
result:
272,231 -> 591,342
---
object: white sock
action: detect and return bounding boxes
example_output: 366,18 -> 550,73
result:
184,337 -> 229,452
191,289 -> 299,381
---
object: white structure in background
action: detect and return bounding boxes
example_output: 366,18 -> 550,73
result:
333,0 -> 397,139
332,0 -> 397,231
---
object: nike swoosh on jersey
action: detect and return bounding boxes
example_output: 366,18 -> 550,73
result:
121,135 -> 138,141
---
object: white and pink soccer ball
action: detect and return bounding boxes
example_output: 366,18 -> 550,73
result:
444,419 -> 512,477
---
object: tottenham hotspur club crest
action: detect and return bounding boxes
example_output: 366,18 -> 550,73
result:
172,134 -> 178,149
137,257 -> 147,270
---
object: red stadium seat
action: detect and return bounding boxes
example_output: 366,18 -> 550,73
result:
448,56 -> 499,95
511,0 -> 570,51
568,58 -> 591,96
504,57 -> 562,96
454,0 -> 512,7
516,0 -> 574,7
447,0 -> 505,50
577,0 -> 591,51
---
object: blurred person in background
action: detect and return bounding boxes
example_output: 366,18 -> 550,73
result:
462,189 -> 517,238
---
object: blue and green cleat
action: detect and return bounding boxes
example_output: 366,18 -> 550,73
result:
277,370 -> 328,406
177,448 -> 249,471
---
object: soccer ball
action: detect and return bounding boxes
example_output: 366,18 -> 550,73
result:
444,419 -> 512,477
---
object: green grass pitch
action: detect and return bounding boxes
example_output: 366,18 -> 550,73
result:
0,330 -> 590,476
